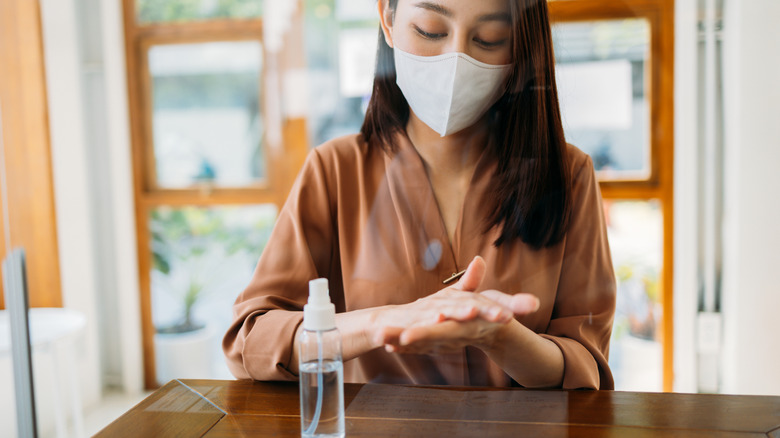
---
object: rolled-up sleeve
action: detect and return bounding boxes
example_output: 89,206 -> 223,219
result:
540,154 -> 616,390
223,149 -> 339,381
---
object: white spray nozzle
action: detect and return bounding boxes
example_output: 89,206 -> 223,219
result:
303,278 -> 336,331
308,278 -> 330,304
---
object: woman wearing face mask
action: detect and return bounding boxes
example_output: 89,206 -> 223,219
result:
224,0 -> 616,390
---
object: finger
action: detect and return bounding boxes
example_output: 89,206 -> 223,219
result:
477,305 -> 513,323
480,290 -> 540,315
510,293 -> 541,314
394,343 -> 464,355
428,301 -> 506,323
428,298 -> 509,323
432,304 -> 480,322
375,326 -> 404,347
399,320 -> 465,346
455,256 -> 486,292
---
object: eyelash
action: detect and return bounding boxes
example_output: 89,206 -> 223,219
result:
413,25 -> 507,49
414,25 -> 446,40
475,38 -> 507,49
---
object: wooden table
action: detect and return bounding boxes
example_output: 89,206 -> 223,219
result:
96,379 -> 780,437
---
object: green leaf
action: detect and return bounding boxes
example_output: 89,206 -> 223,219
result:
153,251 -> 171,274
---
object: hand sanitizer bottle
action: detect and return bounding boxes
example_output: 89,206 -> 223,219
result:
299,278 -> 345,438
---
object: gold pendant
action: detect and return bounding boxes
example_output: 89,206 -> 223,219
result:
442,269 -> 467,284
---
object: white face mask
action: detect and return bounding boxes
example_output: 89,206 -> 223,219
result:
394,47 -> 511,137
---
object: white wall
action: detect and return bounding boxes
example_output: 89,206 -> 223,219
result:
672,0 -> 699,394
40,0 -> 102,412
721,0 -> 780,395
98,0 -> 145,395
40,0 -> 144,411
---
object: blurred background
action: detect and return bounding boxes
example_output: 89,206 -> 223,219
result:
0,0 -> 778,436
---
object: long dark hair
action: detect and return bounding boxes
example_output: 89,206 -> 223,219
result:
360,0 -> 571,249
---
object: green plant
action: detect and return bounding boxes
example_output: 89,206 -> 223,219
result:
157,278 -> 206,334
151,206 -> 274,333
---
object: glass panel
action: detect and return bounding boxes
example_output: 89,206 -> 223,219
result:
148,41 -> 265,189
605,200 -> 663,391
303,0 -> 378,146
0,325 -> 12,434
150,205 -> 277,383
552,19 -> 651,180
136,0 -> 262,23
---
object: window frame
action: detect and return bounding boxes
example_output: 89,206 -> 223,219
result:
549,0 -> 675,391
122,0 -> 309,388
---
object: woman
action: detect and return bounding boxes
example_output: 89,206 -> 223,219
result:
223,0 -> 616,389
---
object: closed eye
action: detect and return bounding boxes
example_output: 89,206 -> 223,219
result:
475,38 -> 508,49
414,25 -> 447,40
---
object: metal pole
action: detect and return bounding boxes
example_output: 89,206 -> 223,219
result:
1,101 -> 38,437
696,0 -> 725,394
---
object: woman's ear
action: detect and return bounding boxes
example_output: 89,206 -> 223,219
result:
378,0 -> 394,48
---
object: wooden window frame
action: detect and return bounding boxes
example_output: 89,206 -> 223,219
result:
549,0 -> 675,391
137,32 -> 277,199
122,1 -> 308,388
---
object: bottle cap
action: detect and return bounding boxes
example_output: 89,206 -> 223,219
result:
303,278 -> 336,331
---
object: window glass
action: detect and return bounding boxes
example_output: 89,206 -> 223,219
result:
150,205 -> 277,383
148,41 -> 265,189
606,200 -> 663,391
303,0 -> 378,146
552,19 -> 651,180
136,0 -> 263,23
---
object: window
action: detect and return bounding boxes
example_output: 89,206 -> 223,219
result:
125,0 -> 675,390
549,0 -> 675,391
554,18 -> 651,181
303,0 -> 378,146
123,0 -> 308,387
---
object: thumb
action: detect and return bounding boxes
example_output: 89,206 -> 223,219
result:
455,256 -> 486,292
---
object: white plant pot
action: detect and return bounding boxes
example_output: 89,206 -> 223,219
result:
154,325 -> 215,386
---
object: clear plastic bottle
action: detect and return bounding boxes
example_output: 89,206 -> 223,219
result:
299,278 -> 345,438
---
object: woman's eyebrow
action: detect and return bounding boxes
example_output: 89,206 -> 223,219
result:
478,12 -> 511,24
412,2 -> 510,23
413,1 -> 452,18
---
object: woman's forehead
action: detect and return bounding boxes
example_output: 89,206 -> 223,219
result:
396,0 -> 512,16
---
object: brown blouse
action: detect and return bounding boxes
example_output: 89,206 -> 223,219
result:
223,133 -> 616,389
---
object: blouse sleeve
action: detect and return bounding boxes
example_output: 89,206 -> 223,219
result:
222,149 -> 339,381
539,154 -> 617,390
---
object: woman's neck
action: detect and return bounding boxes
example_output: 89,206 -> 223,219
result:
405,112 -> 487,179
